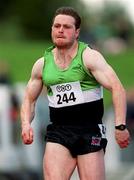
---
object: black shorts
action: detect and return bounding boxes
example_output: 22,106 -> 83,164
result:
45,124 -> 107,157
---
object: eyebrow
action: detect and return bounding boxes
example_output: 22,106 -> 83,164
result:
53,22 -> 74,27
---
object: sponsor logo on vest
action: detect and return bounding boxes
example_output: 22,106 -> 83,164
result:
56,84 -> 72,92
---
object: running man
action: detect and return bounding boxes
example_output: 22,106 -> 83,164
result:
21,7 -> 130,180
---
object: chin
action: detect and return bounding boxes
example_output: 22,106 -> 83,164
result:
54,40 -> 68,48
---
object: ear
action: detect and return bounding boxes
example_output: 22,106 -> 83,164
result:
75,28 -> 80,39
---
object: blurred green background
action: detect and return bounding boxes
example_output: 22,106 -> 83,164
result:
0,0 -> 134,106
0,1 -> 134,180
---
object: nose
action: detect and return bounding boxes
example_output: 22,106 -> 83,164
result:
59,26 -> 64,32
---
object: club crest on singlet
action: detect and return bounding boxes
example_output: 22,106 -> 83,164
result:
50,81 -> 84,107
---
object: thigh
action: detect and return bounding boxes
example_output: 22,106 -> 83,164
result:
77,149 -> 105,180
43,142 -> 77,180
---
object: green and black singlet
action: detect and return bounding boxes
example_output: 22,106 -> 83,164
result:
42,41 -> 104,126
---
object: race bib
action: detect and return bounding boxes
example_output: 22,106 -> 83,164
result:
50,81 -> 84,107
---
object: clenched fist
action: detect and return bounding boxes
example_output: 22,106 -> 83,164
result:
21,124 -> 34,144
115,129 -> 130,148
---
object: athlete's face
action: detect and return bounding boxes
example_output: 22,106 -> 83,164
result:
51,15 -> 80,48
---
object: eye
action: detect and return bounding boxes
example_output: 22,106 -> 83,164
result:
53,24 -> 60,28
64,25 -> 72,29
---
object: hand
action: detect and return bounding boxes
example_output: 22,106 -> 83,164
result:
115,129 -> 130,148
21,124 -> 34,145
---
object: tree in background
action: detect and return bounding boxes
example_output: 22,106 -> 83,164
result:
101,2 -> 133,43
79,1 -> 134,50
0,0 -> 12,20
0,0 -> 133,43
13,0 -> 83,40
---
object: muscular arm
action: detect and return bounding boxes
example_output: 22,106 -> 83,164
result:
83,48 -> 130,148
21,57 -> 44,144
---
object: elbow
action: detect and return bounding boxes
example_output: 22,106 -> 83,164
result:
121,85 -> 126,98
118,83 -> 126,95
112,83 -> 126,97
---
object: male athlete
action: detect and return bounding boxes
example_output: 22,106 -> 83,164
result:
21,7 -> 130,180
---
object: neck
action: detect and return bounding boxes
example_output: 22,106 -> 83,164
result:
55,41 -> 78,59
53,41 -> 78,70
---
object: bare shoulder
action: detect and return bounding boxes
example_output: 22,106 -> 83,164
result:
33,57 -> 44,69
83,47 -> 107,70
83,47 -> 104,60
31,57 -> 44,79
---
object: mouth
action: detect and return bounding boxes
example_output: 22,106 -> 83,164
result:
57,36 -> 65,39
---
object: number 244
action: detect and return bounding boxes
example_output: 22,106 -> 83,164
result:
56,92 -> 76,104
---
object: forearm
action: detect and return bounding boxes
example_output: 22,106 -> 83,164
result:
112,84 -> 126,125
21,98 -> 35,128
21,75 -> 43,128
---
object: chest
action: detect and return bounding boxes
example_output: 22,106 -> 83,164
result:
43,59 -> 87,87
54,58 -> 72,70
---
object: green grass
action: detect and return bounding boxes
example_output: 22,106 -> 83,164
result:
105,50 -> 134,88
103,50 -> 134,106
0,40 -> 51,82
0,40 -> 134,107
